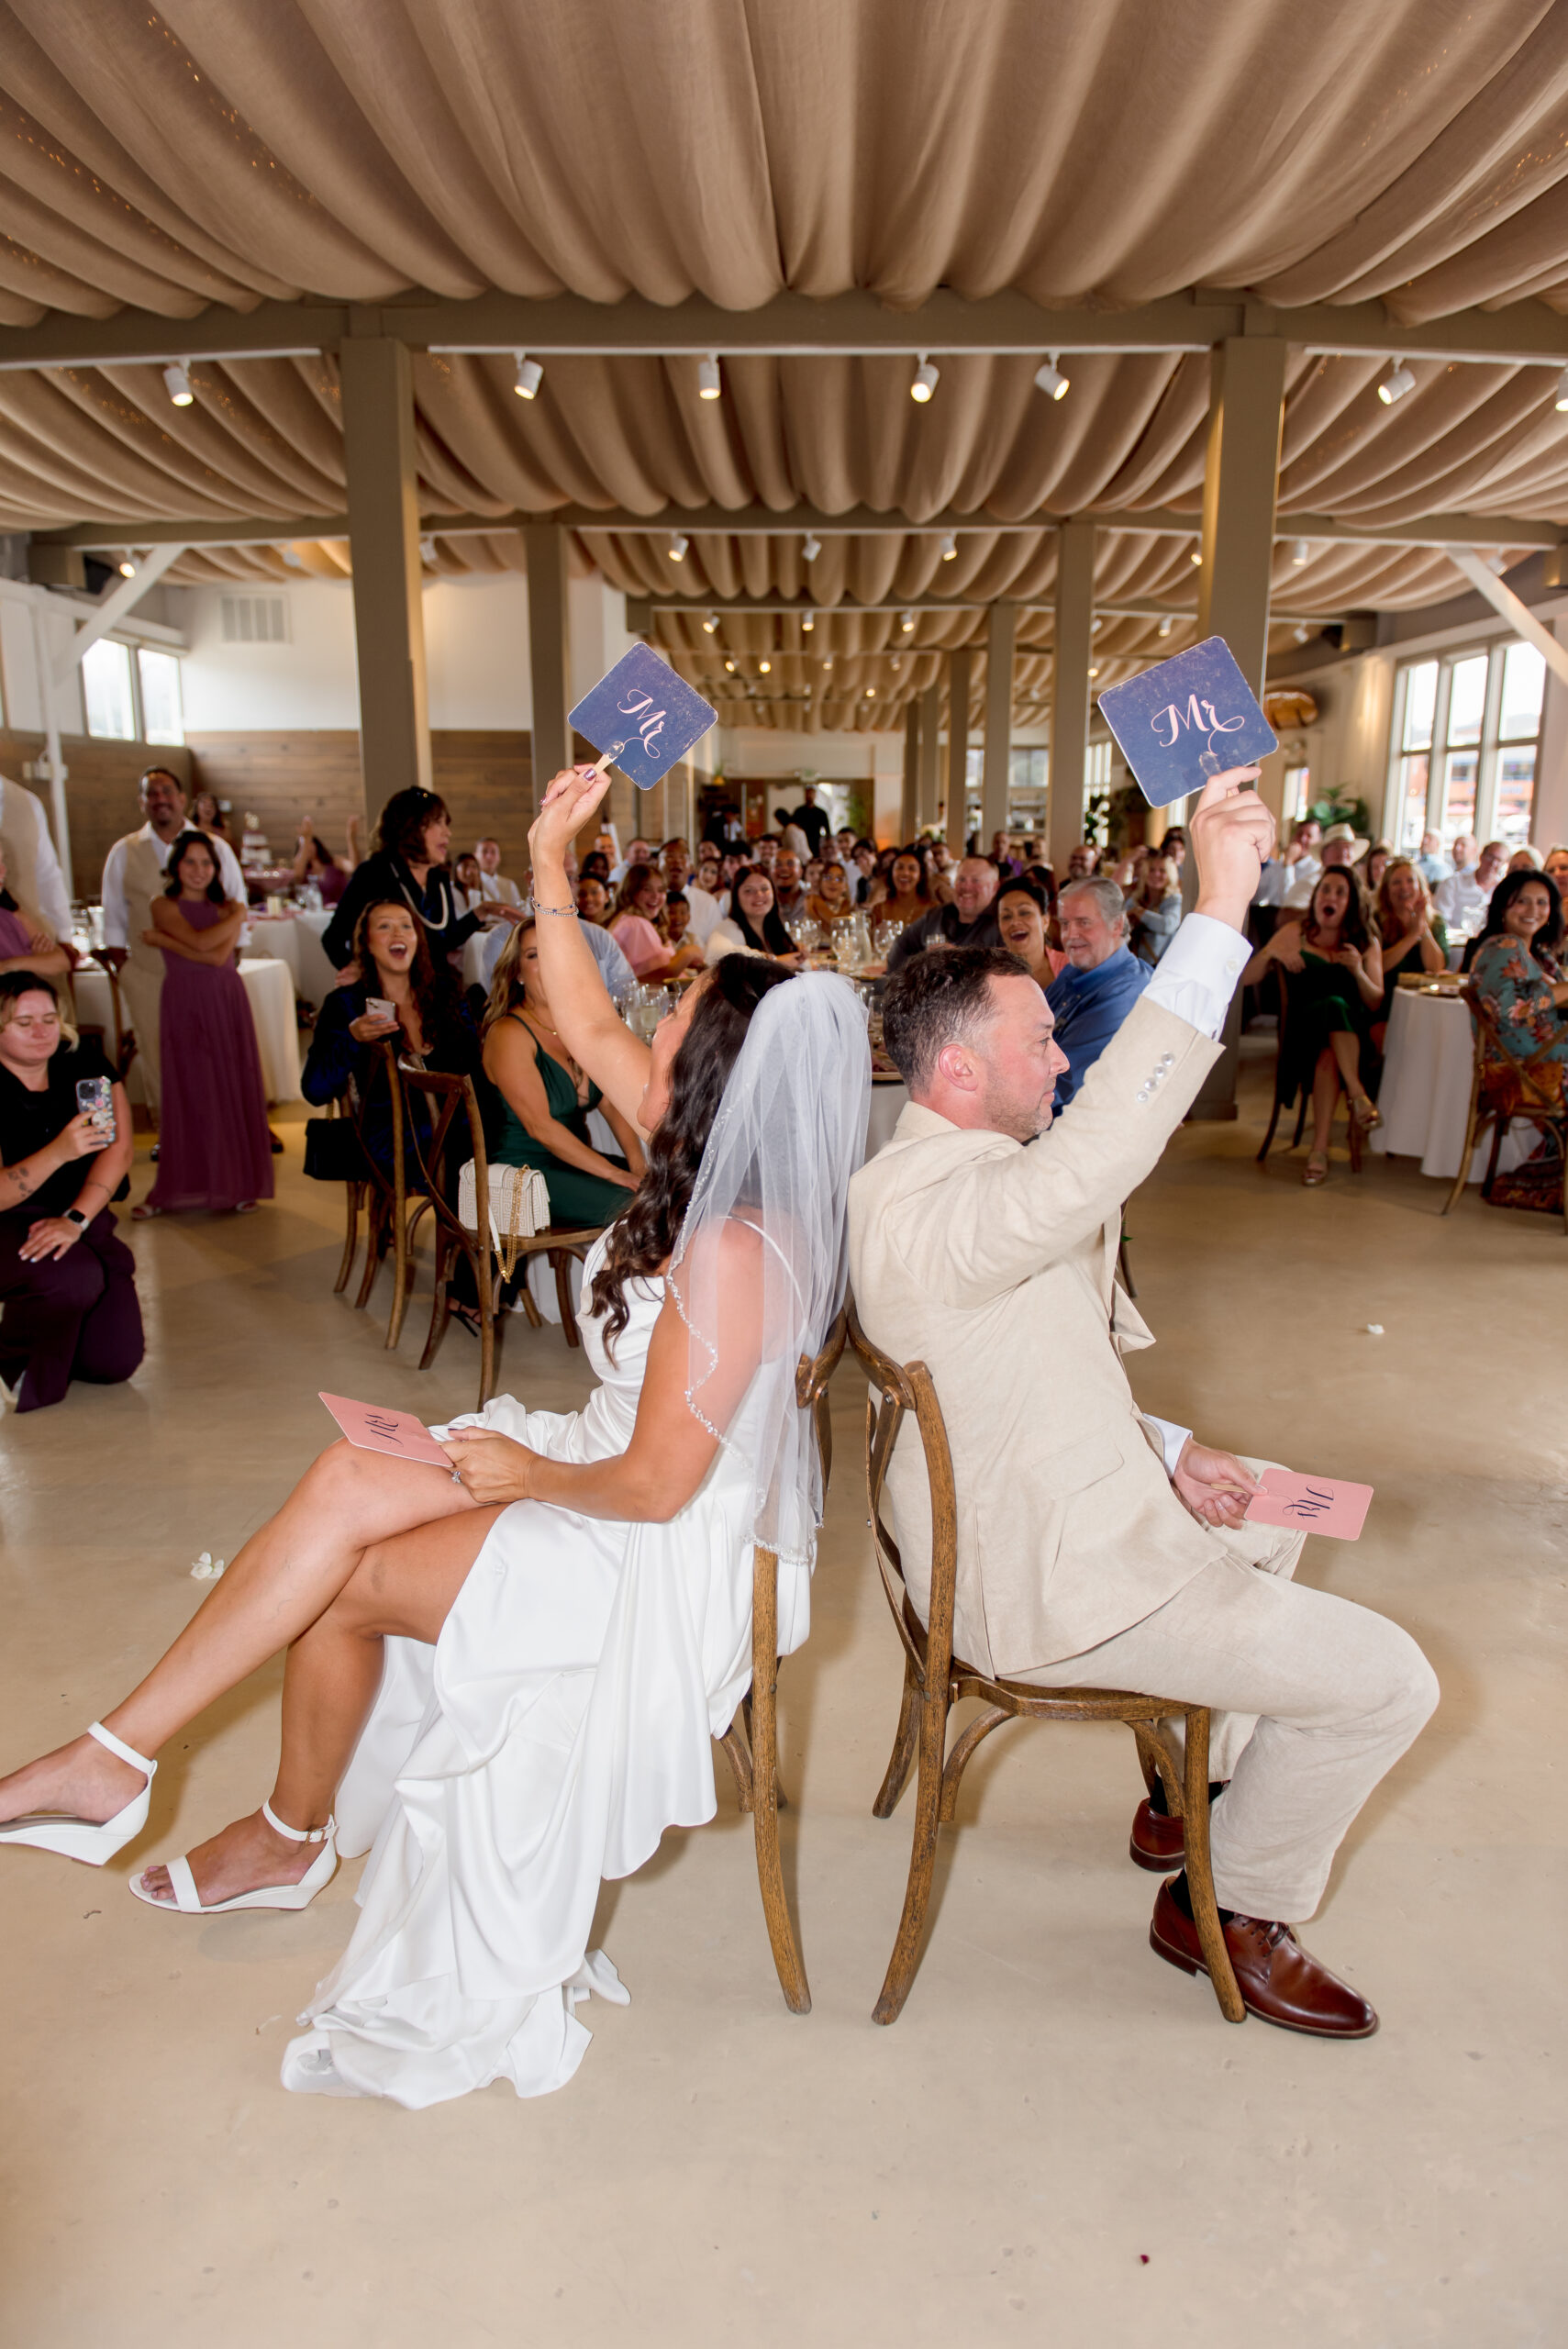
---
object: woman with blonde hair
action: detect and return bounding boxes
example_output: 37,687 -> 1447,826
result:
1372,857 -> 1447,1032
483,919 -> 644,1227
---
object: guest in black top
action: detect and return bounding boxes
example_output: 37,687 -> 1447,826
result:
0,974 -> 141,1412
304,896 -> 480,1186
323,787 -> 508,972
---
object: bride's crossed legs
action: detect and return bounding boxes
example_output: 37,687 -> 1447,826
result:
0,1441 -> 505,1905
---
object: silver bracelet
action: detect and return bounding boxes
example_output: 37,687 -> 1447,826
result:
530,902 -> 578,918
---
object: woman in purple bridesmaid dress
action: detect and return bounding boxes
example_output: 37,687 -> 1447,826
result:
136,830 -> 273,1218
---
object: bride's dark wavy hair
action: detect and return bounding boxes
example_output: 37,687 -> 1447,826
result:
590,955 -> 797,1352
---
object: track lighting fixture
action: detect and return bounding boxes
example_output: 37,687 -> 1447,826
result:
1376,359 -> 1416,406
803,532 -> 822,561
910,354 -> 939,403
1157,616 -> 1173,638
668,533 -> 689,562
1554,367 -> 1568,412
1290,539 -> 1309,566
702,611 -> 718,632
1033,352 -> 1070,401
940,533 -> 958,560
899,609 -> 916,632
512,352 -> 543,398
162,361 -> 194,406
697,353 -> 721,400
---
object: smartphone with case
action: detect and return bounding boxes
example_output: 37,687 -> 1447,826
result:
75,1074 -> 115,1141
365,997 -> 397,1023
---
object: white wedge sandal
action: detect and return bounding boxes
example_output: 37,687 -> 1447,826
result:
128,1800 -> 338,1915
0,1720 -> 156,1865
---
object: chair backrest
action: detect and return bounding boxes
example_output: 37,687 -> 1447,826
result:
397,1064 -> 490,1246
846,1299 -> 960,1686
795,1304 -> 849,1498
349,1041 -> 406,1202
1462,979 -> 1562,1112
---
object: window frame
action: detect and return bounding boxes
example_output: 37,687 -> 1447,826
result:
1384,637 -> 1544,851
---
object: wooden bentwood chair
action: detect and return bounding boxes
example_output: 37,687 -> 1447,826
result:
711,1307 -> 849,2015
1442,982 -> 1568,1233
331,1043 -> 421,1347
846,1302 -> 1244,2029
397,1065 -> 502,1410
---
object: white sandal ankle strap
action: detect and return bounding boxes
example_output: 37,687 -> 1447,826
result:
261,1798 -> 333,1844
86,1720 -> 157,1779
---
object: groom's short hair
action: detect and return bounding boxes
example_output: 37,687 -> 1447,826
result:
882,945 -> 1029,1092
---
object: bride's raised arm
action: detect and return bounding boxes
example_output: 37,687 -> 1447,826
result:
527,766 -> 655,1128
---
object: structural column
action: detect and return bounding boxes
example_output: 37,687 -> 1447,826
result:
945,646 -> 972,852
523,521 -> 573,807
1048,521 -> 1096,877
1190,334 -> 1289,1119
901,702 -> 920,841
339,338 -> 432,807
980,602 -> 1015,848
917,681 -> 942,830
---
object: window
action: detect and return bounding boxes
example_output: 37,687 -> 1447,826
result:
138,649 -> 184,745
1385,640 -> 1545,852
82,640 -> 137,739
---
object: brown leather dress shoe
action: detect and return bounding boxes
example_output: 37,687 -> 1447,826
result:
1149,1879 -> 1379,2038
1129,1798 -> 1185,1871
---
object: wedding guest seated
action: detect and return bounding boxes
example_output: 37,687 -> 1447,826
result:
579,850 -> 612,888
705,865 -> 802,967
1542,845 -> 1568,899
0,974 -> 140,1413
303,898 -> 479,1184
289,823 -> 351,905
0,842 -> 71,982
664,893 -> 695,956
1126,852 -> 1182,966
473,838 -> 522,907
1356,841 -> 1393,896
1043,878 -> 1150,1109
608,869 -> 706,981
1373,858 -> 1448,1035
1435,835 -> 1506,932
850,839 -> 878,904
1469,870 -> 1568,1101
482,922 -> 644,1227
886,856 -> 1002,971
867,848 -> 931,935
1065,842 -> 1098,882
1241,870 -> 1385,1186
1284,819 -> 1354,909
1159,825 -> 1186,875
1255,816 -> 1320,910
190,790 -> 230,840
1507,844 -> 1543,874
772,851 -> 808,922
134,829 -> 273,1221
995,875 -> 1065,988
473,896 -> 635,1002
806,861 -> 855,927
452,852 -> 484,912
576,874 -> 611,926
1417,829 -> 1451,885
324,788 -> 507,971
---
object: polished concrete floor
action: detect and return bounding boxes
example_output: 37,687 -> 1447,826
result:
2,1058 -> 1562,2346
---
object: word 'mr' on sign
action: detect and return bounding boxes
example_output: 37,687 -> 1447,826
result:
1095,637 -> 1278,807
569,645 -> 717,790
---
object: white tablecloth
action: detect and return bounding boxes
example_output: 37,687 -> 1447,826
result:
244,909 -> 338,1009
1370,987 -> 1527,1183
72,958 -> 303,1106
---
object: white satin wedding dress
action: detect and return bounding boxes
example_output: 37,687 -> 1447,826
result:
281,1234 -> 811,2110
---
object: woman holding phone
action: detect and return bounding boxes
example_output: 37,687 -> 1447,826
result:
302,897 -> 478,1182
0,973 -> 140,1412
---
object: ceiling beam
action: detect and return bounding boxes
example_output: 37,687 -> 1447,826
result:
629,594 -> 1349,628
6,286 -> 1568,373
28,501 -> 1562,556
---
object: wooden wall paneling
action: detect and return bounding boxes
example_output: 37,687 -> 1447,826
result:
0,729 -> 194,898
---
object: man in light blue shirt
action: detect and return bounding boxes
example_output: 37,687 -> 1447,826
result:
473,905 -> 636,1001
1045,876 -> 1152,1108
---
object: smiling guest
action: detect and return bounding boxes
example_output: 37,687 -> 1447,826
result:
304,898 -> 478,1183
704,865 -> 802,966
324,787 -> 515,972
1469,869 -> 1568,1100
995,875 -> 1064,987
1042,877 -> 1151,1109
885,855 -> 1002,970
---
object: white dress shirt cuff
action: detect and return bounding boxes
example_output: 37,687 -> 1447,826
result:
1141,911 -> 1249,1041
1142,1413 -> 1192,1479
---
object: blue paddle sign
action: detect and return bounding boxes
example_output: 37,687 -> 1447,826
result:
569,645 -> 717,791
1096,637 -> 1277,807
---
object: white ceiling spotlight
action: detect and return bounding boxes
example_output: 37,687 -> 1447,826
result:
802,531 -> 822,562
759,658 -> 772,674
1376,359 -> 1416,406
801,610 -> 815,630
1034,351 -> 1070,402
667,533 -> 689,562
1087,665 -> 1099,679
1157,616 -> 1173,638
940,532 -> 958,560
512,352 -> 543,399
1554,367 -> 1568,413
822,654 -> 834,670
1189,548 -> 1203,566
696,352 -> 722,401
280,545 -> 305,570
418,535 -> 438,562
162,361 -> 194,406
117,557 -> 138,579
899,608 -> 916,632
910,353 -> 940,404
701,610 -> 718,632
1290,539 -> 1310,566
1293,625 -> 1310,643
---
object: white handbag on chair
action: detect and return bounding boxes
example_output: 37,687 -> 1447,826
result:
457,1160 -> 550,1278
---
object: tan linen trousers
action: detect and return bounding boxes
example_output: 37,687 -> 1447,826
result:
1015,1459 -> 1439,1923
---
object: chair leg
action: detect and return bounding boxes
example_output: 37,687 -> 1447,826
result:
871,1655 -> 921,1818
550,1248 -> 583,1347
334,1181 -> 361,1295
747,1548 -> 810,2015
1481,1114 -> 1507,1200
1254,1095 -> 1282,1164
477,1252 -> 497,1409
1442,1108 -> 1486,1216
354,1199 -> 387,1308
938,1703 -> 1010,1823
1180,1707 -> 1245,2025
417,1230 -> 452,1371
1131,1721 -> 1180,1817
872,1677 -> 951,2025
385,1196 -> 414,1350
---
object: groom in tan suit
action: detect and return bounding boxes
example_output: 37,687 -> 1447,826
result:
850,774 -> 1437,2039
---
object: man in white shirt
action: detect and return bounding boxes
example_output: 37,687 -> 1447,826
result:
851,772 -> 1436,2037
101,767 -> 248,1112
1256,816 -> 1321,910
660,838 -> 721,944
0,774 -> 73,941
1435,837 -> 1507,932
607,836 -> 655,888
1416,829 -> 1451,887
473,838 -> 522,907
1284,818 -> 1350,909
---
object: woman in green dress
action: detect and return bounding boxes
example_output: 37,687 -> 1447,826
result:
1242,869 -> 1385,1186
481,922 -> 645,1226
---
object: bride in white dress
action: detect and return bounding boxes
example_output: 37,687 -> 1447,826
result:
0,766 -> 870,2109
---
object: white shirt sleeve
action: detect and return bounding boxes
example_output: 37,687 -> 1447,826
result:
11,789 -> 74,938
1140,911 -> 1249,1041
100,837 -> 131,949
1141,1413 -> 1192,1478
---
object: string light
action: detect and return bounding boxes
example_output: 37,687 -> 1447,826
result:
1034,352 -> 1070,402
512,352 -> 543,398
940,533 -> 958,560
697,352 -> 721,400
1376,359 -> 1416,406
910,353 -> 939,403
162,361 -> 194,406
668,533 -> 689,562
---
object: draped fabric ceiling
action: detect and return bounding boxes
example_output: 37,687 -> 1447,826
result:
6,0 -> 1568,729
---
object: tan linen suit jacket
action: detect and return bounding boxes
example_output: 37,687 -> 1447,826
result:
849,995 -> 1235,1679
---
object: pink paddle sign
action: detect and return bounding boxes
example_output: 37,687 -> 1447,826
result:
318,1392 -> 451,1469
1244,1468 -> 1373,1541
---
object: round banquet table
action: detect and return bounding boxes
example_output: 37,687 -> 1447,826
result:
72,958 -> 303,1106
244,909 -> 338,1009
1370,986 -> 1527,1184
